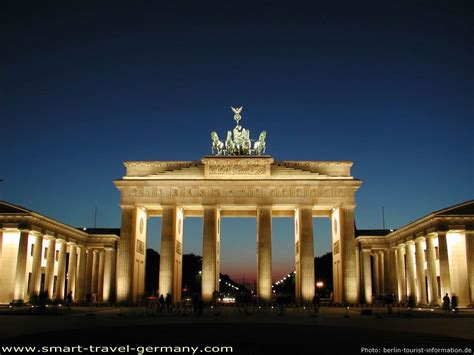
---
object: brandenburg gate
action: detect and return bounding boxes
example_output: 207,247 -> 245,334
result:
114,108 -> 362,304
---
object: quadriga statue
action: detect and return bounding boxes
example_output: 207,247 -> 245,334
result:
211,131 -> 224,155
254,131 -> 266,155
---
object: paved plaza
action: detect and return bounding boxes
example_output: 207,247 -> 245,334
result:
1,306 -> 473,354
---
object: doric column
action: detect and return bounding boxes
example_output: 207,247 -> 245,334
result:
44,237 -> 56,300
339,207 -> 359,303
85,249 -> 94,298
466,231 -> 474,305
75,246 -> 87,302
103,248 -> 116,302
378,251 -> 385,295
415,237 -> 427,305
396,244 -> 407,302
55,240 -> 67,300
66,244 -> 77,298
97,250 -> 105,301
13,231 -> 30,302
257,206 -> 272,302
295,206 -> 315,304
389,247 -> 399,299
425,234 -> 439,305
91,250 -> 99,294
361,248 -> 372,304
159,206 -> 183,303
446,229 -> 469,306
373,252 -> 380,296
437,231 -> 451,298
202,206 -> 220,302
28,233 -> 43,298
116,206 -> 148,303
405,240 -> 417,302
0,230 -> 3,260
383,250 -> 390,294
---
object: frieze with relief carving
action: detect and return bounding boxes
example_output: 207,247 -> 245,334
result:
124,185 -> 351,200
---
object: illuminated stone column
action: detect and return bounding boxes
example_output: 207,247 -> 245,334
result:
85,249 -> 94,298
44,237 -> 56,300
103,248 -> 116,302
116,208 -> 133,302
361,248 -> 372,304
295,206 -> 314,304
160,206 -> 183,303
28,233 -> 43,298
425,234 -> 439,305
91,250 -> 99,294
396,244 -> 407,302
447,229 -> 469,306
336,206 -> 359,304
466,231 -> 474,305
378,251 -> 385,295
257,206 -> 272,302
405,240 -> 417,302
116,206 -> 147,303
437,231 -> 451,298
415,237 -> 427,305
75,246 -> 87,302
373,252 -> 380,296
97,250 -> 105,301
0,230 -> 2,260
383,250 -> 390,294
66,244 -> 77,298
13,230 -> 30,302
202,206 -> 220,302
55,240 -> 67,300
389,247 -> 399,298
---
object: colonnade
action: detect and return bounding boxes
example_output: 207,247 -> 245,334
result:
360,230 -> 474,307
1,229 -> 116,304
117,204 -> 359,305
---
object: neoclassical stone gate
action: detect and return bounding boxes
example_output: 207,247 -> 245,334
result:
114,156 -> 362,304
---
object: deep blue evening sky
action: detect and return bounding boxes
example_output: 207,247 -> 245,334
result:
1,1 -> 472,282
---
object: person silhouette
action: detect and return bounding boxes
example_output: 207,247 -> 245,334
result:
442,293 -> 450,313
66,291 -> 73,310
165,293 -> 172,313
159,294 -> 165,312
451,295 -> 458,313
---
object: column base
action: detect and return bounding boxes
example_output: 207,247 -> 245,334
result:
10,299 -> 25,306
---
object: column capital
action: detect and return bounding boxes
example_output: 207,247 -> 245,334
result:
202,204 -> 220,210
406,239 -> 415,246
297,204 -> 314,210
415,236 -> 425,243
397,243 -> 406,249
448,225 -> 466,232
